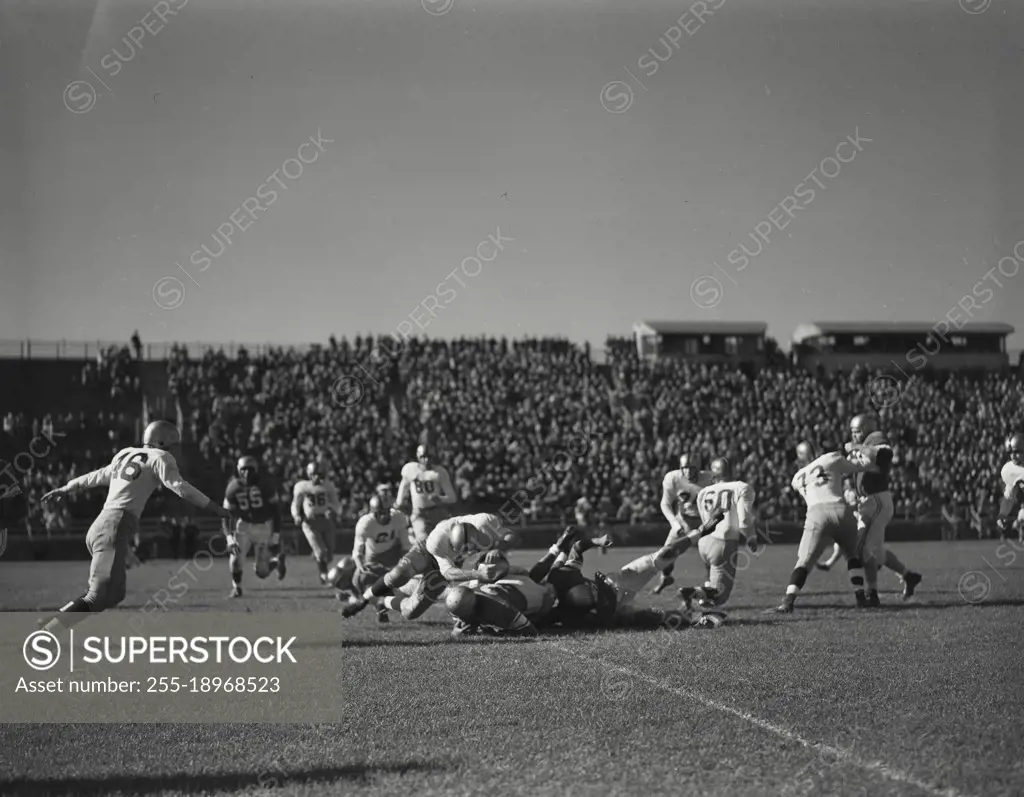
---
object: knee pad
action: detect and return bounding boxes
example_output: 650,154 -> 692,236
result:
444,586 -> 477,622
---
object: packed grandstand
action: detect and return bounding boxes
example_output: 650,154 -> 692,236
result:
1,334 -> 1020,537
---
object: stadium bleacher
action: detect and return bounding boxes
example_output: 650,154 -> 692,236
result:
3,334 -> 1022,542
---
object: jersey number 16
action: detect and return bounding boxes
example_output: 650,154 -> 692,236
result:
113,451 -> 149,481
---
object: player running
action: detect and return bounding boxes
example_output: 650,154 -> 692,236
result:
653,452 -> 712,594
37,421 -> 230,632
340,512 -> 518,621
291,462 -> 340,585
677,458 -> 756,617
395,443 -> 457,544
774,441 -> 869,612
223,455 -> 285,598
330,495 -> 410,623
846,414 -> 921,605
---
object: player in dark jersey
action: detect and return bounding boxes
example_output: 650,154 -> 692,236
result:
846,416 -> 921,606
223,455 -> 284,598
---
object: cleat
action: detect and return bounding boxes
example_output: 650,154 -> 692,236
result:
855,590 -> 868,609
336,590 -> 354,603
276,555 -> 287,581
651,573 -> 675,595
867,590 -> 881,608
815,562 -> 832,572
695,612 -> 726,628
230,584 -> 243,598
376,604 -> 390,624
591,533 -> 614,549
774,600 -> 794,614
554,526 -> 578,552
902,572 -> 921,601
341,596 -> 368,618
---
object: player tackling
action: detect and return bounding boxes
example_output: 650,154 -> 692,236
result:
37,421 -> 230,631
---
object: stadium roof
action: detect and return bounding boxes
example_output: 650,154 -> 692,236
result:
633,321 -> 768,336
793,321 -> 1015,343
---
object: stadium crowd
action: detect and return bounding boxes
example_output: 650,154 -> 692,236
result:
4,335 -> 1022,534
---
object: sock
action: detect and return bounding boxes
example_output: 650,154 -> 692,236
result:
232,570 -> 242,585
847,557 -> 864,594
783,566 -> 809,602
382,596 -> 400,611
317,557 -> 329,575
661,563 -> 675,578
43,597 -> 94,632
884,549 -> 907,577
364,577 -> 394,601
528,550 -> 558,582
473,591 -> 532,631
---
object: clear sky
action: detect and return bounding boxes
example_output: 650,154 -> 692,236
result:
2,0 -> 1022,352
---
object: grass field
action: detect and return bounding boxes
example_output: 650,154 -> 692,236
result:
1,540 -> 1022,797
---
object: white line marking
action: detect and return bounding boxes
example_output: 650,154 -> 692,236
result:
554,644 -> 971,797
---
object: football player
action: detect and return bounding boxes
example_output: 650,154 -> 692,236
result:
774,441 -> 870,612
678,458 -> 756,616
37,421 -> 230,631
995,433 -> 1024,538
223,455 -> 284,598
347,495 -> 410,622
846,414 -> 921,605
341,512 -> 518,622
446,551 -> 556,638
395,443 -> 457,544
529,525 -> 717,629
654,452 -> 712,594
291,462 -> 340,584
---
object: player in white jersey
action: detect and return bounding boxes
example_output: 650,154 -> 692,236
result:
395,443 -> 457,544
996,433 -> 1024,537
341,496 -> 409,623
340,512 -> 519,621
774,441 -> 870,612
653,453 -> 713,594
677,458 -> 757,615
290,462 -> 340,585
37,421 -> 230,632
816,484 -> 861,571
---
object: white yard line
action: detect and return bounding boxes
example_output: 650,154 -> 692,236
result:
554,644 -> 972,797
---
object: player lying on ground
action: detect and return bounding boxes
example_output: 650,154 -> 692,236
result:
774,441 -> 869,612
291,462 -> 340,585
340,512 -> 518,621
328,495 -> 410,623
677,458 -> 756,616
223,455 -> 286,598
523,514 -> 725,630
653,452 -> 712,595
395,443 -> 458,545
845,415 -> 921,604
37,421 -> 231,632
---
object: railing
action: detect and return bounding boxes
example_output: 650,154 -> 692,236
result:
0,339 -> 611,363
